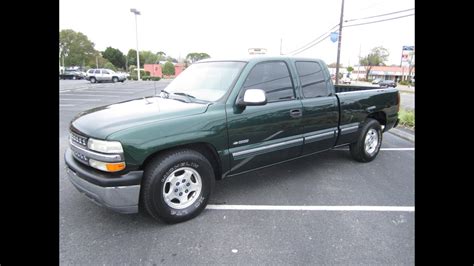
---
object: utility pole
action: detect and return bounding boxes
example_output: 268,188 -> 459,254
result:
335,0 -> 345,85
280,38 -> 283,55
96,56 -> 99,69
357,44 -> 361,83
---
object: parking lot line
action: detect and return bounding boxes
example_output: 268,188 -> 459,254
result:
206,205 -> 414,212
83,91 -> 135,94
60,104 -> 75,107
60,94 -> 120,97
380,148 -> 414,151
60,98 -> 101,101
334,148 -> 414,151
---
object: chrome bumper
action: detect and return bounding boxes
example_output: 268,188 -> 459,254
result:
66,167 -> 140,214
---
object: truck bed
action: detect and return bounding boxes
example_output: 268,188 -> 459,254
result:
334,84 -> 383,93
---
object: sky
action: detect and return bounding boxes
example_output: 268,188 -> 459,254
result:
60,0 -> 414,66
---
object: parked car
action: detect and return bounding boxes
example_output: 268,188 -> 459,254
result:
379,79 -> 397,88
85,68 -> 127,83
372,78 -> 382,84
65,56 -> 400,223
341,76 -> 351,84
59,70 -> 85,80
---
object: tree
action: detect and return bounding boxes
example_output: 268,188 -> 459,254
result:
162,61 -> 175,76
156,51 -> 167,61
102,47 -> 125,69
359,46 -> 389,80
346,66 -> 354,72
104,62 -> 117,71
166,56 -> 178,63
60,29 -> 97,67
186,52 -> 211,63
327,62 -> 342,68
140,50 -> 159,64
85,55 -> 111,69
127,49 -> 144,68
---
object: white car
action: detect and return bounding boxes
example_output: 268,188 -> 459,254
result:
86,68 -> 127,83
341,76 -> 351,84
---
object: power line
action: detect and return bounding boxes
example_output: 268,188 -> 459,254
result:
345,8 -> 414,22
292,34 -> 330,55
344,14 -> 414,28
283,24 -> 339,55
282,9 -> 414,56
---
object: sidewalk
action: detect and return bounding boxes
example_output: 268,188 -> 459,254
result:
397,84 -> 415,93
389,126 -> 415,142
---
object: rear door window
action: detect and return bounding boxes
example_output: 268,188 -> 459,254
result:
295,61 -> 329,98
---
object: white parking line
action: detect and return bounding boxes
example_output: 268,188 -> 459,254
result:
60,104 -> 75,107
83,91 -> 134,94
334,148 -> 414,151
206,205 -> 414,212
60,98 -> 101,101
380,148 -> 414,151
60,94 -> 120,97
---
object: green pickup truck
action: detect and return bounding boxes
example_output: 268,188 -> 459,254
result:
65,56 -> 400,223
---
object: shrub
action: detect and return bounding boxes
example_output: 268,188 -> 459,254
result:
399,109 -> 415,128
163,61 -> 175,76
399,80 -> 410,86
150,77 -> 161,81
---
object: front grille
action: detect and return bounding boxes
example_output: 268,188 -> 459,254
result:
70,131 -> 88,146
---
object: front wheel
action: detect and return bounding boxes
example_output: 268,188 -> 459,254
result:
350,118 -> 382,162
141,149 -> 215,223
112,77 -> 118,83
90,77 -> 96,83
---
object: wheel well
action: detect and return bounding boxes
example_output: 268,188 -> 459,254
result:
367,111 -> 387,126
140,143 -> 222,180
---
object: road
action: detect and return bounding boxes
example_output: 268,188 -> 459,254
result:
60,80 -> 414,264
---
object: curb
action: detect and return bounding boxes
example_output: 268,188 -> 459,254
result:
388,127 -> 415,142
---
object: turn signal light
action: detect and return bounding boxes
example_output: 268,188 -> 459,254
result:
106,162 -> 126,172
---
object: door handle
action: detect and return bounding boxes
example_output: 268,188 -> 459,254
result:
290,109 -> 302,118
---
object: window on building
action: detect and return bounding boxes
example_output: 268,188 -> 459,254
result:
295,61 -> 329,98
242,61 -> 295,102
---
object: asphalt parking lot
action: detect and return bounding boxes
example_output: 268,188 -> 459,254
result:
59,79 -> 414,264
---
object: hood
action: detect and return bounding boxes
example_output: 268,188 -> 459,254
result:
71,97 -> 210,139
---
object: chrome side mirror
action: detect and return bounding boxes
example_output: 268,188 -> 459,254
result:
237,89 -> 267,106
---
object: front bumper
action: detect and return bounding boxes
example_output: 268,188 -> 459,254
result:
64,148 -> 142,214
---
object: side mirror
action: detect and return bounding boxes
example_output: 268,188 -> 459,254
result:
237,89 -> 267,107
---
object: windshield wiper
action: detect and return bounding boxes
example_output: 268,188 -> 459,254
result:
172,92 -> 196,99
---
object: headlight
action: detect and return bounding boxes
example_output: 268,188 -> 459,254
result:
87,138 -> 123,154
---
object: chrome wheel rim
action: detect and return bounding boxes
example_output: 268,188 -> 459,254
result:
364,128 -> 379,155
162,167 -> 202,209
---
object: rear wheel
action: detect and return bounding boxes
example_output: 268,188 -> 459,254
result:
141,149 -> 215,223
350,118 -> 382,162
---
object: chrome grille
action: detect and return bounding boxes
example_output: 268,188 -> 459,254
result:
70,131 -> 88,146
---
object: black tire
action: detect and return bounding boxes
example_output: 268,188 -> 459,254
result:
349,118 -> 382,162
112,77 -> 118,83
141,149 -> 215,223
90,77 -> 96,83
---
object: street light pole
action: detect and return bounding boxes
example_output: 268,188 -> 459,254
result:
335,0 -> 345,85
130,8 -> 141,81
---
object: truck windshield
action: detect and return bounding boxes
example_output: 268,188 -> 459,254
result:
163,61 -> 246,102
